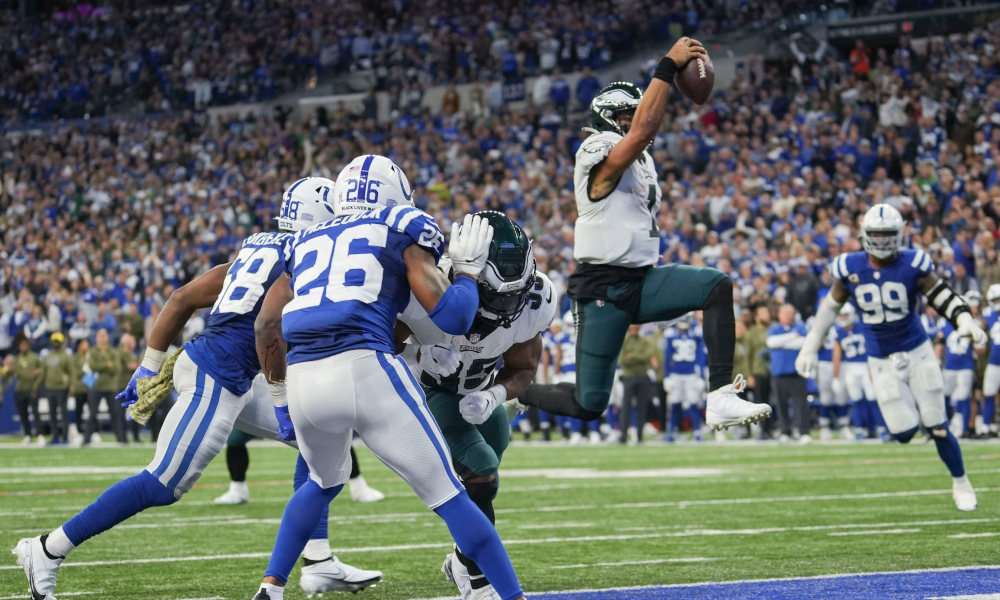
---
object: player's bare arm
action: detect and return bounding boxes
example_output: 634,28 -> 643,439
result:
147,263 -> 232,352
404,244 -> 454,311
255,274 -> 292,385
497,334 -> 544,400
588,38 -> 706,200
795,279 -> 848,377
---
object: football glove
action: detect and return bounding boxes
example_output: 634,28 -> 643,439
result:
795,350 -> 818,379
459,385 -> 508,425
129,349 -> 183,425
449,214 -> 494,279
117,366 -> 158,409
274,405 -> 296,441
956,312 -> 988,349
418,344 -> 461,377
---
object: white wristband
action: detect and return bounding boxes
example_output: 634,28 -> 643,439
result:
487,384 -> 508,405
140,348 -> 167,372
268,381 -> 288,407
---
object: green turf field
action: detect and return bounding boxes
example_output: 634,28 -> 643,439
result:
1,438 -> 998,599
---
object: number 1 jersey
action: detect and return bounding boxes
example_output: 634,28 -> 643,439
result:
829,249 -> 933,359
282,206 -> 444,365
184,232 -> 292,395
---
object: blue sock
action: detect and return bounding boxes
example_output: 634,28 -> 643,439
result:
264,479 -> 342,584
945,397 -> 954,420
435,491 -> 523,600
668,404 -> 682,433
685,406 -> 702,431
588,419 -> 600,433
850,400 -> 866,429
63,471 -> 176,546
818,405 -> 830,422
955,399 -> 970,434
293,454 -> 329,541
984,396 -> 996,425
931,424 -> 966,477
569,419 -> 583,434
605,407 -> 619,432
537,409 -> 551,430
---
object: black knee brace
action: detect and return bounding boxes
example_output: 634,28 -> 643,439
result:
465,477 -> 499,524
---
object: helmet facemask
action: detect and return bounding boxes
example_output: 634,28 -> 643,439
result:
861,229 -> 902,260
478,242 -> 537,329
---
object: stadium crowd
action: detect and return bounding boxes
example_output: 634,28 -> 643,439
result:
3,4 -> 1000,441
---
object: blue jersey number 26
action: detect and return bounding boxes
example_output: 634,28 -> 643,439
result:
285,223 -> 387,313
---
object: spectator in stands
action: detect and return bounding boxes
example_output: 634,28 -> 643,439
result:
41,332 -> 73,444
767,305 -> 810,443
24,303 -> 48,353
11,336 -> 42,444
618,325 -> 659,445
575,66 -> 601,110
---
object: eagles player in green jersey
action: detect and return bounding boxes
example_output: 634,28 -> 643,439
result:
519,37 -> 770,430
396,212 -> 555,600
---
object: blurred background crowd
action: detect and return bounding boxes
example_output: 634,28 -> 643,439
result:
2,0 -> 1000,443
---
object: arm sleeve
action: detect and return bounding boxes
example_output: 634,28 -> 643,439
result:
800,294 -> 844,355
427,276 -> 479,335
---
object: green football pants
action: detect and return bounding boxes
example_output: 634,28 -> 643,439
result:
575,263 -> 727,412
426,389 -> 510,479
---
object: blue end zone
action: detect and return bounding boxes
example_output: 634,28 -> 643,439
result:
530,566 -> 1000,600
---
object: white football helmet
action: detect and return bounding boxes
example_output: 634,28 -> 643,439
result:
277,177 -> 336,232
987,284 -> 1000,311
333,154 -> 413,216
964,290 -> 982,308
861,204 -> 905,259
837,303 -> 857,328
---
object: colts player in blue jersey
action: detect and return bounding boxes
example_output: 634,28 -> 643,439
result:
816,319 -> 851,441
796,204 -> 987,511
663,316 -> 707,441
940,292 -> 984,438
831,304 -> 886,441
250,155 -> 526,600
14,179 -> 382,600
981,285 -> 1000,437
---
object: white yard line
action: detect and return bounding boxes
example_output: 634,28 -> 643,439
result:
827,528 -> 921,536
2,518 -> 992,570
948,532 -> 1000,539
552,558 -> 715,569
409,564 -> 1000,600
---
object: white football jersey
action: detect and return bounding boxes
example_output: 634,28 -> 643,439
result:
573,130 -> 661,268
400,272 -> 558,395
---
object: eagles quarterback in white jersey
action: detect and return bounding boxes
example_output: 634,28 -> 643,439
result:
518,37 -> 769,432
13,178 -> 382,600
396,211 -> 556,599
796,204 -> 986,511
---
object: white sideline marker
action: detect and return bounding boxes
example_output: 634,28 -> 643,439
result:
948,533 -> 1000,539
552,558 -> 715,569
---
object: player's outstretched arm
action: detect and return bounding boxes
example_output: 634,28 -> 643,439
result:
254,275 -> 296,441
919,272 -> 988,347
796,280 -> 848,378
118,262 -> 232,407
404,214 -> 493,335
460,333 -> 543,425
588,37 -> 706,201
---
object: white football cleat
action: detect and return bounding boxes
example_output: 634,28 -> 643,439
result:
798,434 -> 813,445
469,585 -> 503,600
568,432 -> 583,445
706,375 -> 771,430
349,476 -> 385,503
214,481 -> 250,505
588,431 -> 602,444
21,435 -> 32,445
819,427 -> 832,441
442,552 -> 472,600
299,556 -> 382,596
13,536 -> 63,600
953,476 -> 977,512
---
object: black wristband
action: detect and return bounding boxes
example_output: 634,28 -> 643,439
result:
653,56 -> 678,83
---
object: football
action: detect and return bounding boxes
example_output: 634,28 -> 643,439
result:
675,54 -> 715,105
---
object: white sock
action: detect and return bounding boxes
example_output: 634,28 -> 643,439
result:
45,527 -> 75,558
953,474 -> 970,486
230,481 -> 249,495
302,538 -> 331,562
349,474 -> 367,489
258,582 -> 284,599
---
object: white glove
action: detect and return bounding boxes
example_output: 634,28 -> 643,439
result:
795,350 -> 818,379
957,312 -> 988,349
459,384 -> 508,425
662,376 -> 675,394
831,377 -> 845,399
418,343 -> 461,377
449,214 -> 495,279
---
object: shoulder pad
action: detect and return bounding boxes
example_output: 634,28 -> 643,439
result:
385,206 -> 444,260
906,248 -> 934,275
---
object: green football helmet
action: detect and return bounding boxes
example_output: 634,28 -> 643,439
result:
589,81 -> 643,136
475,211 -> 537,328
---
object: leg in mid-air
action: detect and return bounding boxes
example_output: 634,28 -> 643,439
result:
426,389 -> 511,598
254,353 -> 524,600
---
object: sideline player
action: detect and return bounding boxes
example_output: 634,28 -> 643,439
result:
214,431 -> 385,505
831,304 -> 886,441
816,320 -> 850,441
396,211 -> 556,599
663,316 -> 707,441
13,179 -> 382,599
250,156 -> 526,600
796,204 -> 986,511
517,38 -> 769,430
939,292 -> 982,437
981,285 -> 1000,437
